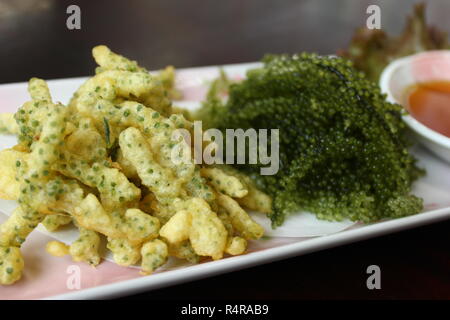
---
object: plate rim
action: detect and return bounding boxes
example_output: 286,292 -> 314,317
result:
46,206 -> 450,300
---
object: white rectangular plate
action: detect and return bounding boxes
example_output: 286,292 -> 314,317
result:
0,63 -> 449,300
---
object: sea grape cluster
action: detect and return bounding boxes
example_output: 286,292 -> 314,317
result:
197,53 -> 424,226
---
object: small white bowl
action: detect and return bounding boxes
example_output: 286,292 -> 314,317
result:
380,50 -> 450,163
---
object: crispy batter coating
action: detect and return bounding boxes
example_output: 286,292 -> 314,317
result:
70,228 -> 101,266
225,236 -> 247,256
0,46 -> 266,285
0,246 -> 24,285
107,238 -> 142,267
46,241 -> 69,257
0,149 -> 28,200
216,193 -> 264,240
140,239 -> 168,275
201,167 -> 248,198
0,113 -> 19,134
42,214 -> 72,232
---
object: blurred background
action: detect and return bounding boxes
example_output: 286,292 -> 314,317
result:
1,0 -> 450,84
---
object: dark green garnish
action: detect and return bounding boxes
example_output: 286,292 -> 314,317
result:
196,53 -> 424,227
103,117 -> 111,147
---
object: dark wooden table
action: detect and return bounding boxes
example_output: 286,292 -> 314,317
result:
1,0 -> 449,300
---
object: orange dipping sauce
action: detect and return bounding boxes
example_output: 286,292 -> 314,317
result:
406,81 -> 450,138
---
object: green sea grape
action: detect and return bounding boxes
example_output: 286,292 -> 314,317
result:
196,53 -> 424,227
